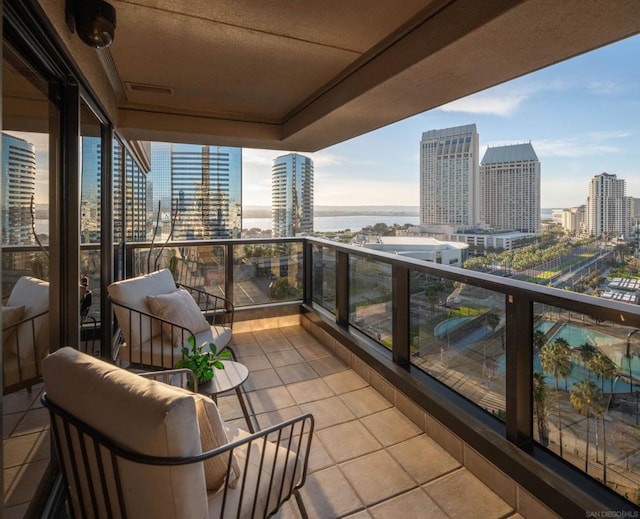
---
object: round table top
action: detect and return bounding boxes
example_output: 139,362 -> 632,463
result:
197,360 -> 249,396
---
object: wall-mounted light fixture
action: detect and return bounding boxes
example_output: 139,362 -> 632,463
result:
66,0 -> 117,49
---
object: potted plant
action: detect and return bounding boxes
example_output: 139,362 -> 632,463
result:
175,336 -> 231,388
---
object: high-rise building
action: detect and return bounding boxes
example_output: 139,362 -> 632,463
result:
272,153 -> 314,237
420,124 -> 479,228
561,205 -> 587,235
2,133 -> 36,245
81,137 -> 102,243
147,143 -> 242,240
480,143 -> 540,233
586,173 -> 629,238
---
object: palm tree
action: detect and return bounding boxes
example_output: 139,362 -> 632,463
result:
575,343 -> 598,381
533,329 -> 546,353
570,379 -> 598,473
533,371 -> 550,446
540,338 -> 573,457
592,391 -> 609,484
588,350 -> 617,481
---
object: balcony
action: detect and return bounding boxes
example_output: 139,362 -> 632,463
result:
4,237 -> 640,516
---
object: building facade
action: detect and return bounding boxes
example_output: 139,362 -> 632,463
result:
148,143 -> 242,240
480,143 -> 540,233
586,173 -> 629,238
272,153 -> 314,237
1,133 -> 36,245
420,124 -> 479,228
561,205 -> 587,235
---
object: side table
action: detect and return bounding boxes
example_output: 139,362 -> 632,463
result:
198,360 -> 256,433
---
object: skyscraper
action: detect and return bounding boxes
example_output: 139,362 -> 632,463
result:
420,124 -> 479,228
2,133 -> 36,245
480,143 -> 540,233
272,153 -> 314,237
587,173 -> 629,238
148,143 -> 242,240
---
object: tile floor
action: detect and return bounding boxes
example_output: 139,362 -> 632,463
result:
3,325 -> 519,518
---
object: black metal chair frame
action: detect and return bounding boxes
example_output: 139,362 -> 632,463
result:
42,393 -> 314,518
3,309 -> 49,394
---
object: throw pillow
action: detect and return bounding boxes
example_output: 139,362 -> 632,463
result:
146,288 -> 210,346
195,395 -> 241,492
2,305 -> 25,346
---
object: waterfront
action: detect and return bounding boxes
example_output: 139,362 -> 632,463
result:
243,215 -> 420,232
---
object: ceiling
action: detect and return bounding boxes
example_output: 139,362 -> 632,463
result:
41,0 -> 640,151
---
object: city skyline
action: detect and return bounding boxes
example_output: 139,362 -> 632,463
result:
244,34 -> 640,209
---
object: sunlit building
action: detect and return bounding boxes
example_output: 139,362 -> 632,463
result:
272,153 -> 314,237
420,124 -> 479,228
586,173 -> 629,238
1,133 -> 36,245
148,143 -> 242,240
561,205 -> 587,234
480,143 -> 540,233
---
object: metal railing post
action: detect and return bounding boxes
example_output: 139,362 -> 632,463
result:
336,251 -> 349,326
392,264 -> 410,367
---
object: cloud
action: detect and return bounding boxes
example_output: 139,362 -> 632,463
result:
588,80 -> 625,95
532,131 -> 630,158
438,78 -> 568,117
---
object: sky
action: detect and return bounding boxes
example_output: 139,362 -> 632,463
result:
243,34 -> 640,209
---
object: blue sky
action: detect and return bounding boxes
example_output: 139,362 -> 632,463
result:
244,34 -> 640,208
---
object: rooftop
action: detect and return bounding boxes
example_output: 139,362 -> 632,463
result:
481,143 -> 539,164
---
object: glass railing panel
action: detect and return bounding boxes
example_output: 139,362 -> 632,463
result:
233,241 -> 303,306
311,244 -> 336,314
533,302 -> 640,501
2,249 -> 50,300
349,255 -> 392,349
410,274 -> 506,419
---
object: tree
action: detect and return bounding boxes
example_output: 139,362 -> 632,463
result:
588,351 -> 617,477
533,371 -> 550,446
540,338 -> 573,457
570,379 -> 598,473
533,330 -> 546,353
575,343 -> 598,381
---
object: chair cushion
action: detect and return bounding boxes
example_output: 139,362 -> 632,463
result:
108,269 -> 177,348
42,347 -> 208,518
146,288 -> 210,346
194,325 -> 232,351
2,305 -> 24,344
195,395 -> 241,491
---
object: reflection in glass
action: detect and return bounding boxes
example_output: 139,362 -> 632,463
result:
311,244 -> 336,313
349,256 -> 392,348
410,276 -> 506,418
234,242 -> 303,306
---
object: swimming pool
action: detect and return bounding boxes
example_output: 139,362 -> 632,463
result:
434,316 -> 473,338
549,323 -> 620,347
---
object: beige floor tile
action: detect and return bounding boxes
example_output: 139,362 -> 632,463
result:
4,459 -> 48,508
316,421 -> 382,463
308,355 -> 348,377
3,433 -> 40,469
3,414 -> 22,439
368,488 -> 445,518
299,466 -> 364,518
296,343 -> 332,361
340,450 -> 416,506
28,430 -> 50,463
288,333 -> 322,348
306,439 -> 335,473
360,408 -> 422,447
229,331 -> 259,345
344,511 -> 373,519
3,389 -> 41,414
323,371 -> 368,395
238,353 -> 272,371
216,394 -> 245,421
300,396 -> 356,430
271,497 -> 302,519
244,368 -> 282,391
339,387 -> 393,418
387,435 -> 460,485
12,408 -> 50,436
424,469 -> 513,519
287,378 -> 335,405
279,325 -> 308,337
268,349 -> 306,368
3,466 -> 21,501
232,342 -> 264,358
255,405 -> 304,430
276,363 -> 319,384
260,338 -> 294,353
3,502 -> 30,519
248,386 -> 296,414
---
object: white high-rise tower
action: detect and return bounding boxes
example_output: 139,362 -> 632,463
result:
420,124 -> 479,228
272,153 -> 314,237
587,173 -> 629,238
480,143 -> 540,233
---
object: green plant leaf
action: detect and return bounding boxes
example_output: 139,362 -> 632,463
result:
209,343 -> 218,355
213,360 -> 225,370
188,335 -> 195,348
219,350 -> 231,360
